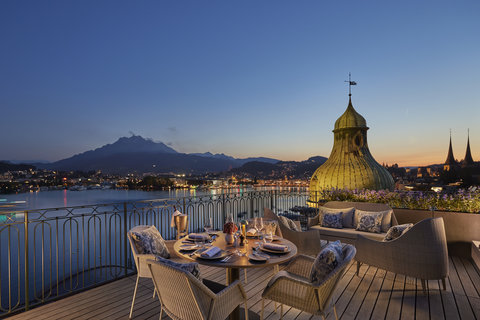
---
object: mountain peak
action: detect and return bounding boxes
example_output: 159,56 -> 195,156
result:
94,135 -> 178,155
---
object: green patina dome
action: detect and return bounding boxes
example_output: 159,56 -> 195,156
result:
310,97 -> 394,198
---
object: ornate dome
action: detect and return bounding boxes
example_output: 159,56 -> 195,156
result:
310,97 -> 394,196
334,98 -> 367,131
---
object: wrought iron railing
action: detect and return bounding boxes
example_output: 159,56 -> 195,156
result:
0,189 -> 313,317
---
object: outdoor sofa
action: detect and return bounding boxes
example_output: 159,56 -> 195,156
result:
307,201 -> 398,244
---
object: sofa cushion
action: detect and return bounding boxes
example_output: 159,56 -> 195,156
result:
321,212 -> 343,229
278,215 -> 301,231
310,225 -> 386,241
155,256 -> 201,279
356,211 -> 383,233
354,209 -> 393,232
310,240 -> 343,284
383,223 -> 414,241
130,226 -> 171,258
320,207 -> 355,228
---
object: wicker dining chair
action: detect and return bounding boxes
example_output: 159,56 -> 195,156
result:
147,258 -> 249,320
261,244 -> 356,320
264,208 -> 324,257
127,225 -> 184,319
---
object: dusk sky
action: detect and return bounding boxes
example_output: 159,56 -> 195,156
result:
1,0 -> 479,167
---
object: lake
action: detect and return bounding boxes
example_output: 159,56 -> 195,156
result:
0,188 -> 218,212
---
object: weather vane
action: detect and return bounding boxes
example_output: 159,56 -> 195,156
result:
344,72 -> 357,96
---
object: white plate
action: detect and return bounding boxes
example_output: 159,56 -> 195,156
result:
248,253 -> 269,262
186,235 -> 209,242
179,244 -> 199,251
264,235 -> 281,242
260,245 -> 291,254
195,250 -> 230,260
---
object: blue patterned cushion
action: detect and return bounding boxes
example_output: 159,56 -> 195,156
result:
321,212 -> 344,229
130,226 -> 170,259
320,207 -> 355,228
355,212 -> 383,233
383,223 -> 413,241
354,209 -> 393,232
310,240 -> 343,284
155,256 -> 201,279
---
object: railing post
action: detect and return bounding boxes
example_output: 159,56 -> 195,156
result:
250,192 -> 254,218
24,211 -> 29,311
270,190 -> 274,210
222,192 -> 226,222
123,202 -> 128,276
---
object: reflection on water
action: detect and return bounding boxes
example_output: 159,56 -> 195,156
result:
0,189 -> 209,212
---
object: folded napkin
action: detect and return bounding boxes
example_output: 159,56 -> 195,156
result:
246,228 -> 257,236
170,210 -> 183,228
188,233 -> 209,241
201,246 -> 221,257
263,243 -> 288,252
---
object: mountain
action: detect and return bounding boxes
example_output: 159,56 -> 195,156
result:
38,135 -> 281,174
229,156 -> 328,179
190,152 -> 278,165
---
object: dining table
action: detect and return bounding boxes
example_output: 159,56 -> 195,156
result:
173,232 -> 298,320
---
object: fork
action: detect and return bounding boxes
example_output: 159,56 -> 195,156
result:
220,255 -> 232,262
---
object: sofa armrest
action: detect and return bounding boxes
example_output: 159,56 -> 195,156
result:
307,214 -> 320,229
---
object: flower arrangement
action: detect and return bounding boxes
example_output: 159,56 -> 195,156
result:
311,187 -> 480,213
223,221 -> 238,234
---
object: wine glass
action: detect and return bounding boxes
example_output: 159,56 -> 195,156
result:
255,217 -> 264,239
204,216 -> 213,234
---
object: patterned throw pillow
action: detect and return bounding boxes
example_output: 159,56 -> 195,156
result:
383,223 -> 414,241
354,209 -> 393,232
310,240 -> 344,284
130,226 -> 170,259
321,212 -> 344,229
155,256 -> 201,279
278,215 -> 301,232
320,207 -> 355,228
355,212 -> 383,233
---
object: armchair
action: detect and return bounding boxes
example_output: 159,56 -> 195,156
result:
261,244 -> 356,320
147,258 -> 248,320
264,208 -> 324,257
355,217 -> 449,291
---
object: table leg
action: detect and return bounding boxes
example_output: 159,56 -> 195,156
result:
227,268 -> 240,320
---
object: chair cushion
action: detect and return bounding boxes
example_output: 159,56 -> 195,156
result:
355,211 -> 383,233
309,225 -> 387,241
130,225 -> 170,258
155,256 -> 201,279
320,207 -> 355,228
202,279 -> 227,294
383,223 -> 413,241
278,215 -> 301,231
354,209 -> 393,232
310,240 -> 343,284
321,212 -> 343,229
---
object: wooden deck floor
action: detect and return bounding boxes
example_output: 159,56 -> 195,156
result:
8,256 -> 480,320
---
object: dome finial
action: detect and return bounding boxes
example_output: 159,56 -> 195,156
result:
344,72 -> 357,97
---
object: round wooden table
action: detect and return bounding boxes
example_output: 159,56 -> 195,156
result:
173,233 -> 297,320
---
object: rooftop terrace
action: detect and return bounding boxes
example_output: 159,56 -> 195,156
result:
7,255 -> 480,320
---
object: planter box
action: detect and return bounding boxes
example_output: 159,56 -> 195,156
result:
393,208 -> 480,258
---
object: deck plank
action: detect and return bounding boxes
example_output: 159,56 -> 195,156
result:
448,258 -> 477,320
370,271 -> 395,320
6,257 -> 480,320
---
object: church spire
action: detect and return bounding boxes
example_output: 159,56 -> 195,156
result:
444,130 -> 456,170
463,129 -> 474,166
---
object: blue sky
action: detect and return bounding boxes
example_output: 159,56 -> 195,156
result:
1,0 -> 479,166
